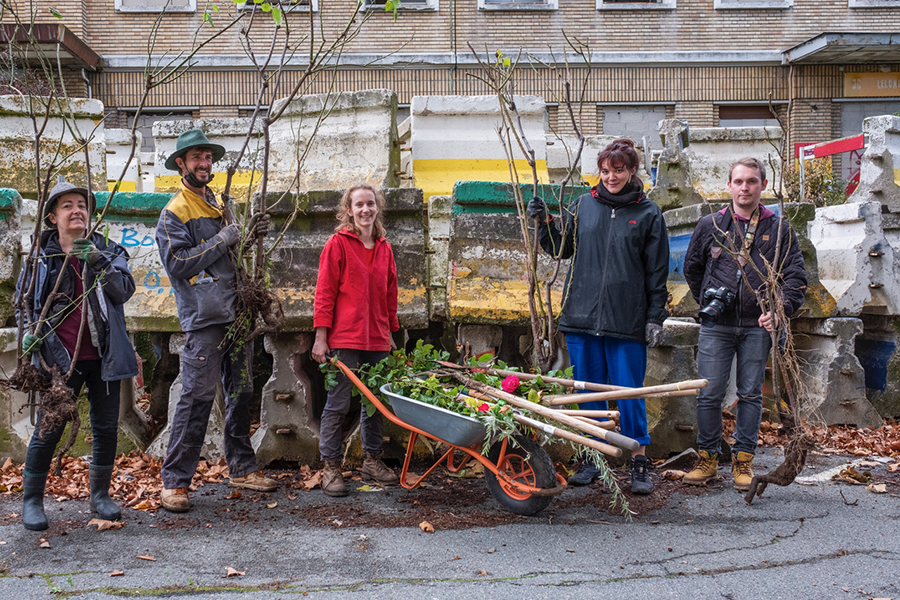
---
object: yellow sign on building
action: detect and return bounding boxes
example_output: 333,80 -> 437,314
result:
844,73 -> 900,98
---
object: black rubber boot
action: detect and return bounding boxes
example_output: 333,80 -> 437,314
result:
89,464 -> 121,521
22,470 -> 49,531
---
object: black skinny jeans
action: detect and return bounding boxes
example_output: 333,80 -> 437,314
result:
24,360 -> 121,475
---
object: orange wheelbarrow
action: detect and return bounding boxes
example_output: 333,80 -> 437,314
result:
332,358 -> 568,516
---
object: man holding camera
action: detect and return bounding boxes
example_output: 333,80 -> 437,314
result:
682,157 -> 806,491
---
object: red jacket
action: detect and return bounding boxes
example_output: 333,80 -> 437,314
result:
314,229 -> 399,351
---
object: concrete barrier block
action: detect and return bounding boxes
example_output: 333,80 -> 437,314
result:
153,118 -> 263,196
106,129 -> 143,193
546,134 -> 652,189
648,120 -> 705,210
0,96 -> 106,197
448,182 -> 580,325
847,115 -> 900,212
146,334 -> 227,461
0,328 -> 29,462
793,317 -> 883,428
264,188 -> 427,331
268,89 -> 400,193
252,333 -> 320,467
645,318 -> 701,457
685,126 -> 783,201
411,95 -> 548,201
808,201 -> 898,315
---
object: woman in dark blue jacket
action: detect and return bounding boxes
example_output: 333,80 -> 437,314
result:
18,181 -> 138,531
528,139 -> 670,495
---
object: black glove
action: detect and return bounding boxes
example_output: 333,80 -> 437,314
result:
645,322 -> 663,349
247,213 -> 271,241
526,196 -> 547,221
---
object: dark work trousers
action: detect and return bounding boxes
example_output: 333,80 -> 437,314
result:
161,324 -> 258,489
319,348 -> 389,463
24,360 -> 121,476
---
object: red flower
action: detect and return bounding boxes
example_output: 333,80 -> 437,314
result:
477,403 -> 490,413
501,375 -> 521,394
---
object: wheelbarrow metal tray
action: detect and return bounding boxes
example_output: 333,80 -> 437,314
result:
380,384 -> 486,448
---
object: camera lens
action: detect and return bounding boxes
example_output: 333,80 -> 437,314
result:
698,299 -> 725,324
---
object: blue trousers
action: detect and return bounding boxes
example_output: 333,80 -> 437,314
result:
565,333 -> 650,447
161,324 -> 258,489
696,323 -> 771,455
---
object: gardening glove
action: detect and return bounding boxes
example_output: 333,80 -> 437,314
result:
218,223 -> 241,247
247,212 -> 271,241
72,238 -> 102,266
22,332 -> 42,356
526,196 -> 548,221
645,322 -> 663,349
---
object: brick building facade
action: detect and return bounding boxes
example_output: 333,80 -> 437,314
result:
4,0 -> 900,174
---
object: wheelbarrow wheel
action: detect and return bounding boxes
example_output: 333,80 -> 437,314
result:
485,435 -> 556,516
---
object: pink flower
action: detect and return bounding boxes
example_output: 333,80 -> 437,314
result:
501,375 -> 521,395
477,403 -> 490,413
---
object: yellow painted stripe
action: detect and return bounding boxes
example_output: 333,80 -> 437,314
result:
154,170 -> 261,196
413,158 -> 549,202
107,180 -> 136,192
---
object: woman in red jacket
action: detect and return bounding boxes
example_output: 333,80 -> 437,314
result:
312,184 -> 400,497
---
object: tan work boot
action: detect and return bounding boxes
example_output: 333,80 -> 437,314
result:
683,450 -> 719,486
360,453 -> 400,485
321,461 -> 348,497
160,487 -> 190,513
732,451 -> 755,492
229,470 -> 277,492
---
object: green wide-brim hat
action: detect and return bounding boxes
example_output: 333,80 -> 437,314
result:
164,128 -> 226,171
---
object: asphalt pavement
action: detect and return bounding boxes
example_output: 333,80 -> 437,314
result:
1,446 -> 898,600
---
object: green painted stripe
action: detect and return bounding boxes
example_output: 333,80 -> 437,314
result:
0,188 -> 20,210
94,191 -> 174,215
451,181 -> 590,215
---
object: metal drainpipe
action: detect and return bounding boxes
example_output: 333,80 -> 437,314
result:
81,68 -> 92,99
450,0 -> 456,94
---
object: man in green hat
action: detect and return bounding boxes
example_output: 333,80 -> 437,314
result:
155,128 -> 273,513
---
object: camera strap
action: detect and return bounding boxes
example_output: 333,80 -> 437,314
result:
730,205 -> 760,267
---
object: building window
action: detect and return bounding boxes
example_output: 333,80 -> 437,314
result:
479,0 -> 558,11
717,105 -> 780,127
240,0 -> 317,12
363,0 -> 437,11
714,0 -> 792,8
115,0 -> 195,12
849,0 -> 900,7
597,0 -> 675,10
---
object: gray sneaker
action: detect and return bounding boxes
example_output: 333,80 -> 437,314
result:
567,461 -> 603,486
630,455 -> 654,495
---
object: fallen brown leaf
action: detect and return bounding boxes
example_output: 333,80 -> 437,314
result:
266,502 -> 278,509
108,570 -> 124,577
866,483 -> 887,493
136,555 -> 156,561
88,518 -> 125,531
419,521 -> 435,533
226,490 -> 242,500
224,567 -> 245,578
298,470 -> 323,492
39,538 -> 50,549
662,470 -> 686,480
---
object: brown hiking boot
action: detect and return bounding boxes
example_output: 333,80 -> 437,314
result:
361,453 -> 400,485
321,461 -> 348,497
229,471 -> 277,492
732,451 -> 755,492
160,487 -> 190,513
683,450 -> 719,486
